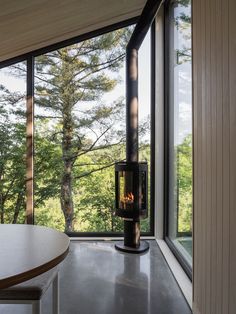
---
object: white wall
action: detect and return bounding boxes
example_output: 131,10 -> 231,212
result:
193,0 -> 236,313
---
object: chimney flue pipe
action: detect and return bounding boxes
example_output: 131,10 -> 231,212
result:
115,0 -> 163,254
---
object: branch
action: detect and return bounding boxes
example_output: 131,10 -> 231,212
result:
50,131 -> 63,141
75,126 -> 112,159
34,115 -> 62,119
86,126 -> 98,139
73,53 -> 125,80
2,177 -> 16,204
86,139 -> 125,153
76,62 -> 119,84
76,32 -> 125,56
74,159 -> 125,180
11,65 -> 57,87
0,94 -> 25,106
73,162 -> 114,168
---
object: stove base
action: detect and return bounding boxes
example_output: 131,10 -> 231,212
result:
115,241 -> 149,254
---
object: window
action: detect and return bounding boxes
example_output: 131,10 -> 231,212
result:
139,29 -> 152,232
0,62 -> 27,224
0,21 -> 154,235
165,0 -> 192,273
34,27 -> 133,233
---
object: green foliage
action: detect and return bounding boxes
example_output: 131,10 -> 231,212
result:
74,160 -> 122,232
34,140 -> 150,233
34,198 -> 64,231
0,84 -> 26,224
32,28 -> 135,232
177,135 -> 192,233
34,120 -> 62,208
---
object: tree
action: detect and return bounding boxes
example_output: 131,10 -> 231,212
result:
0,83 -> 26,224
174,0 -> 191,65
0,26 -> 150,233
177,134 -> 192,233
75,150 -> 123,232
33,28 -> 133,232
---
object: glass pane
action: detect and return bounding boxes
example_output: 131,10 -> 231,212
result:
168,0 -> 192,265
138,29 -> 151,232
140,171 -> 147,210
119,171 -> 134,210
34,26 -> 134,233
0,62 -> 26,224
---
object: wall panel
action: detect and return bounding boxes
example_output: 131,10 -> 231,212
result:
193,0 -> 236,313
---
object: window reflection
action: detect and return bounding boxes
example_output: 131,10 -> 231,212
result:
168,0 -> 192,266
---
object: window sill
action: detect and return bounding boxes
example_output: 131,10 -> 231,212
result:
156,239 -> 192,309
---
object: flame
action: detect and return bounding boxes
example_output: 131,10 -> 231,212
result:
121,192 -> 134,204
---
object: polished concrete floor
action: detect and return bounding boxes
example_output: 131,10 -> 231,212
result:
0,241 -> 192,314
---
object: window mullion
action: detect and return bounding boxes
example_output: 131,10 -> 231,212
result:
26,56 -> 34,224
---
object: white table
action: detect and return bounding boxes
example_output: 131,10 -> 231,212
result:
0,224 -> 69,289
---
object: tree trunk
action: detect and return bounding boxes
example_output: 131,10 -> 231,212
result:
0,194 -> 4,224
60,104 -> 74,233
12,191 -> 24,224
0,207 -> 4,224
111,209 -> 114,232
60,161 -> 74,232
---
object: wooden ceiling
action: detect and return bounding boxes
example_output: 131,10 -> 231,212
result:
0,0 -> 146,62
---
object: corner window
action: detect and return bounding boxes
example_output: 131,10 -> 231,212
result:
165,0 -> 192,273
0,22 -> 154,236
0,62 -> 27,224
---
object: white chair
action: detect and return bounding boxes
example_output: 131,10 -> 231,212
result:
0,268 -> 59,314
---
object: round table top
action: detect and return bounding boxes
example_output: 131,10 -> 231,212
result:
0,224 -> 70,289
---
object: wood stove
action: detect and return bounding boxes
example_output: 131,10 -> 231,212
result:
115,161 -> 148,219
115,161 -> 149,253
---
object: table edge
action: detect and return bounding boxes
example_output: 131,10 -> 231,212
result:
0,246 -> 69,289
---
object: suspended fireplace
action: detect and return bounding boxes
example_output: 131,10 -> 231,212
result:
115,162 -> 147,219
114,0 -> 162,253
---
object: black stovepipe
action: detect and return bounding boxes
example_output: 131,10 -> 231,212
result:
123,0 -> 163,249
124,47 -> 140,248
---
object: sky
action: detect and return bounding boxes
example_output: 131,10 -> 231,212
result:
0,27 -> 152,151
173,4 -> 192,144
0,28 -> 151,136
0,15 -> 192,146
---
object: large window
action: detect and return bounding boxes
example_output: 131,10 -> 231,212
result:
165,0 -> 192,273
34,27 -> 132,233
0,22 -> 154,235
0,62 -> 26,224
139,29 -> 152,232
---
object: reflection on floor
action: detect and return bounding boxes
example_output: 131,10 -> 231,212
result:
0,241 -> 192,314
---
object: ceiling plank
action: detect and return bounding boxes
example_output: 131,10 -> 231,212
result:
0,0 -> 146,62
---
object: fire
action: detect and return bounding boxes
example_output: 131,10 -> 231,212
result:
121,192 -> 134,204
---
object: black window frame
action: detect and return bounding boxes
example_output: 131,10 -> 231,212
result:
0,16 -> 155,237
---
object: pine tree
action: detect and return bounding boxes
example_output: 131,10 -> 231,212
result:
33,28 -> 132,232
